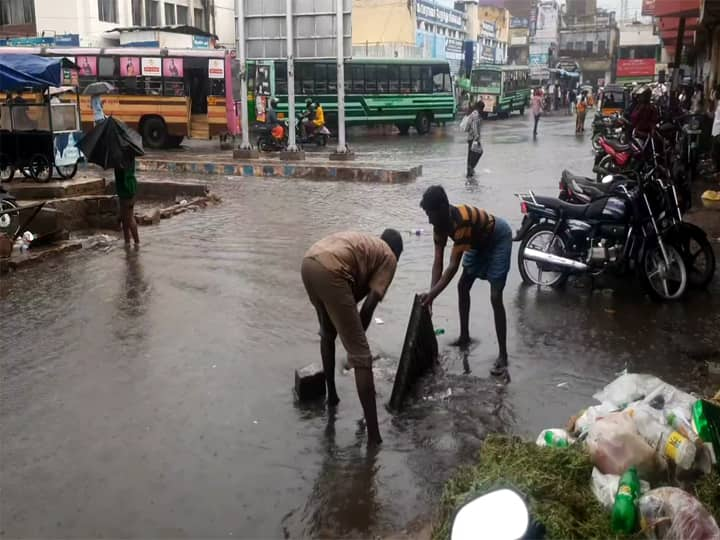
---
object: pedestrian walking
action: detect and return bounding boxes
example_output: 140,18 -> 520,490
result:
301,229 -> 403,445
576,93 -> 587,134
114,159 -> 140,245
418,185 -> 512,376
568,88 -> 576,115
463,101 -> 484,180
531,88 -> 543,137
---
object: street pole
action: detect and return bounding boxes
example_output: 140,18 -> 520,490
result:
286,0 -> 298,152
335,0 -> 347,153
234,0 -> 251,150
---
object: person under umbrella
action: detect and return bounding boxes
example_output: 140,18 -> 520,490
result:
115,159 -> 139,245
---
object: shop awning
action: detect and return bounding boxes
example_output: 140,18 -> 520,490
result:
654,0 -> 700,17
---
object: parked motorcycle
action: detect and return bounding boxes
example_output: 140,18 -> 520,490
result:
514,180 -> 688,301
558,169 -> 715,289
0,184 -> 19,237
591,113 -> 629,152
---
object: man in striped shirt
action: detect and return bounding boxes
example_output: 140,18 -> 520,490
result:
419,185 -> 513,375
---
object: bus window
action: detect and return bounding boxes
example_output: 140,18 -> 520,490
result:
163,58 -> 185,97
296,63 -> 313,95
275,61 -> 288,95
376,64 -> 388,93
432,64 -> 450,92
352,65 -> 364,93
399,65 -> 411,93
98,56 -> 119,86
419,65 -> 432,93
387,65 -> 399,93
364,65 -> 377,93
314,64 -> 327,95
327,63 -> 337,92
410,66 -> 421,93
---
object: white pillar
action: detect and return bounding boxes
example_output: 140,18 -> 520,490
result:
159,0 -> 167,25
235,0 -> 251,148
188,0 -> 195,26
335,0 -> 347,153
286,0 -> 298,151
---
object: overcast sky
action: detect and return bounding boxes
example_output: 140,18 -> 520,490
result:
596,0 -> 646,19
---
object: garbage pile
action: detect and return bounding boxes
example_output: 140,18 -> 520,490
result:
538,372 -> 720,538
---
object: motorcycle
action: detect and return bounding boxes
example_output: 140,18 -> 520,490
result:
450,488 -> 544,540
514,180 -> 688,302
0,184 -> 19,237
297,112 -> 331,147
558,169 -> 715,289
256,121 -> 288,152
591,113 -> 629,152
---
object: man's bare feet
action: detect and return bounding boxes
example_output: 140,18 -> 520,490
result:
450,335 -> 472,347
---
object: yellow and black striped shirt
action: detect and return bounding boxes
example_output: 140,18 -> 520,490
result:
433,204 -> 495,256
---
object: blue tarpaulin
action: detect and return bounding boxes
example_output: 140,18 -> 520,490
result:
0,54 -> 62,91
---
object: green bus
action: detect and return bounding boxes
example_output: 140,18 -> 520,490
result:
251,58 -> 456,135
469,64 -> 530,118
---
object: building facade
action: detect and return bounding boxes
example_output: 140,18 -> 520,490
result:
0,0 -> 233,47
616,21 -> 661,84
529,0 -> 561,80
559,8 -> 619,86
416,0 -> 467,72
508,15 -> 529,64
352,0 -> 417,55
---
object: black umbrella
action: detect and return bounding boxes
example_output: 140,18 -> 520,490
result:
83,81 -> 116,95
78,116 -> 144,170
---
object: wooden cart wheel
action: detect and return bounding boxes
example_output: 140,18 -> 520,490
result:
30,154 -> 52,182
0,153 -> 14,182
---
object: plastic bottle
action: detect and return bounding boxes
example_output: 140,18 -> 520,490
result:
661,430 -> 696,470
666,410 -> 701,445
612,466 -> 640,534
434,328 -> 445,335
692,400 -> 712,443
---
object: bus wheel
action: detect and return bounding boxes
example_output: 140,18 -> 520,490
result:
396,124 -> 410,136
142,117 -> 168,149
415,113 -> 431,135
167,135 -> 184,148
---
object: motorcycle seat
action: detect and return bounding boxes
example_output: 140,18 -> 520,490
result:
603,138 -> 632,153
561,169 -> 594,185
534,196 -> 594,219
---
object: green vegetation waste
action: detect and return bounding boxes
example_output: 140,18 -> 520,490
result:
431,435 -> 720,540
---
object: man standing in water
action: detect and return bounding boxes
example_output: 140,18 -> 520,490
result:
114,158 -> 140,245
301,229 -> 403,444
418,186 -> 512,376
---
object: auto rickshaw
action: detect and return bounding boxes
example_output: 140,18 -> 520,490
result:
599,84 -> 627,116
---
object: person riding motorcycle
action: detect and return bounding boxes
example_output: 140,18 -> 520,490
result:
630,87 -> 658,137
266,98 -> 284,141
301,98 -> 316,138
312,101 -> 325,133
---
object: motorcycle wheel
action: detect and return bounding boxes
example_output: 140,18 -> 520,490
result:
596,154 -> 619,181
676,223 -> 716,289
316,134 -> 328,147
0,153 -> 14,182
640,244 -> 687,301
591,133 -> 602,152
518,224 -> 569,288
0,198 -> 20,237
256,136 -> 269,152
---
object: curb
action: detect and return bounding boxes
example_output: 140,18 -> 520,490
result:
136,159 -> 421,184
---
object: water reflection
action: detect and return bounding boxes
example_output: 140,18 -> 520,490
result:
113,246 -> 151,346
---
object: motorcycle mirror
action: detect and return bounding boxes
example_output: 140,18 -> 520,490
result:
451,489 -> 529,540
601,175 -> 615,184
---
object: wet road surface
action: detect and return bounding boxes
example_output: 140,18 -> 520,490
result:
1,113 -> 719,538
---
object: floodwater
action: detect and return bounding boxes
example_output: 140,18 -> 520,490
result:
1,114 -> 718,538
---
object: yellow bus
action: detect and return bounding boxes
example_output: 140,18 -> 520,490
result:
0,46 -> 238,148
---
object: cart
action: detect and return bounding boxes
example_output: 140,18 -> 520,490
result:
0,55 -> 82,183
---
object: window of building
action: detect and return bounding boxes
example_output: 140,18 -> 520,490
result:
146,0 -> 159,25
598,40 -> 606,54
165,3 -> 176,25
131,0 -> 142,25
177,5 -> 188,24
0,0 -> 36,25
194,8 -> 204,29
98,0 -> 118,22
586,41 -> 593,53
275,61 -> 288,94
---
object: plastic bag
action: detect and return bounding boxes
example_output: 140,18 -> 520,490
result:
459,114 -> 470,131
593,373 -> 667,408
573,402 -> 618,436
586,412 -> 658,475
591,467 -> 650,510
639,487 -> 720,540
536,428 -> 575,448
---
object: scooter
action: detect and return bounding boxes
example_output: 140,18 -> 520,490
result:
256,120 -> 288,152
297,113 -> 331,147
450,488 -> 544,539
0,185 -> 19,237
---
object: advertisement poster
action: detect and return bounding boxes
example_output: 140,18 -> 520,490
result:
120,57 -> 140,77
208,59 -> 224,79
76,56 -> 97,76
641,0 -> 655,16
617,58 -> 656,78
163,58 -> 184,78
141,57 -> 162,76
535,2 -> 559,41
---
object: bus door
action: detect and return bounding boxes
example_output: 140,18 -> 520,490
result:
185,57 -> 210,137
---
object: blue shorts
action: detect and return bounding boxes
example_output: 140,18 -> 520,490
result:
461,217 -> 513,289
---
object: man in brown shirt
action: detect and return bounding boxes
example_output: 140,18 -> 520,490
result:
301,229 -> 403,445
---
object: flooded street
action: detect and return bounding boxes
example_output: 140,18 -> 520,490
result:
1,114 -> 718,538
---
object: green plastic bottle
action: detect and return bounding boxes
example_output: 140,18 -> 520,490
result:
612,466 -> 640,534
434,328 -> 445,335
692,400 -> 712,443
543,430 -> 569,448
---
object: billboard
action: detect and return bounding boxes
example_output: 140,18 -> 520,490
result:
245,0 -> 351,59
141,57 -> 161,76
120,57 -> 140,77
617,58 -> 656,77
163,58 -> 184,78
76,56 -> 97,76
641,0 -> 655,16
510,17 -> 529,28
535,2 -> 559,41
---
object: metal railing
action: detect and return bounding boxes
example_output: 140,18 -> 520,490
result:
352,42 -> 424,58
